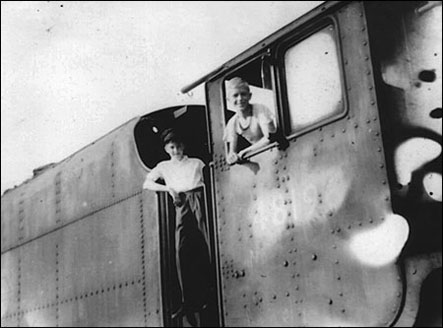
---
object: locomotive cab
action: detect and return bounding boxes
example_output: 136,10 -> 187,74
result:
135,105 -> 211,169
134,105 -> 220,327
2,2 -> 440,327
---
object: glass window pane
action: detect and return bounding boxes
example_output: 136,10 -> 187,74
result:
284,25 -> 344,132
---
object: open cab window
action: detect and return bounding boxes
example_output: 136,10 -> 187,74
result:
222,54 -> 279,162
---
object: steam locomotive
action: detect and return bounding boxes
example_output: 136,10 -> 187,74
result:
2,1 -> 441,326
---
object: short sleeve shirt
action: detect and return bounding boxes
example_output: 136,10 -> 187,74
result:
145,156 -> 205,192
223,104 -> 275,144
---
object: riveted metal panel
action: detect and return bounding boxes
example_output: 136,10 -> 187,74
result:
0,315 -> 16,328
1,109 -> 172,326
58,283 -> 145,327
1,251 -> 19,326
1,193 -> 19,251
56,118 -> 140,227
59,149 -> 113,226
140,191 -> 163,327
364,3 -> 442,325
1,115 -> 164,326
54,190 -> 162,326
112,124 -> 151,199
1,118 -> 147,256
1,168 -> 60,252
20,234 -> 57,312
366,2 -> 442,137
2,190 -> 163,327
58,195 -> 143,298
217,146 -> 397,327
207,2 -> 405,326
20,307 -> 57,327
365,1 -> 442,247
21,181 -> 58,244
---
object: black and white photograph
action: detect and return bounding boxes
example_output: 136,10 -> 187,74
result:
1,1 -> 441,327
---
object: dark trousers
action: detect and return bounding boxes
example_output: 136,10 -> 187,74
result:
174,187 -> 211,311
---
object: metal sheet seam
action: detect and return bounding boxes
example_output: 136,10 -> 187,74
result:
2,276 -> 143,319
1,190 -> 144,255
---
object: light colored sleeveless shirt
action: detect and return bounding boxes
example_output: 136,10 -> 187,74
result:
223,104 -> 276,144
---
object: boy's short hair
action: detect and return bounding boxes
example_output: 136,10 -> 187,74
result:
161,128 -> 183,146
226,77 -> 250,92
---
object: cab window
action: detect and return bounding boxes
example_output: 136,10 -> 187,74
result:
282,24 -> 345,135
222,55 -> 278,159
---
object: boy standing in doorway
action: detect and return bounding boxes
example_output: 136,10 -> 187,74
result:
143,128 -> 210,325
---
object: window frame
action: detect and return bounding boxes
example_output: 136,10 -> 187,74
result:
220,51 -> 280,159
275,16 -> 349,140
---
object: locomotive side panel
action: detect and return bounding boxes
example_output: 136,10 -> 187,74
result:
1,118 -> 144,254
207,2 -> 408,326
22,178 -> 58,245
19,234 -> 58,326
366,1 -> 442,254
365,2 -> 442,326
1,251 -> 19,327
56,192 -> 162,326
1,171 -> 59,252
1,193 -> 19,252
1,116 -> 165,326
59,137 -> 115,227
112,123 -> 152,199
58,196 -> 143,301
2,190 -> 163,327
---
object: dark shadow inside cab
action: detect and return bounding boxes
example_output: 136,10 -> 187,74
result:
133,105 -> 219,327
134,105 -> 210,170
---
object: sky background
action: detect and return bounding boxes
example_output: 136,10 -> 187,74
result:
1,1 -> 321,194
